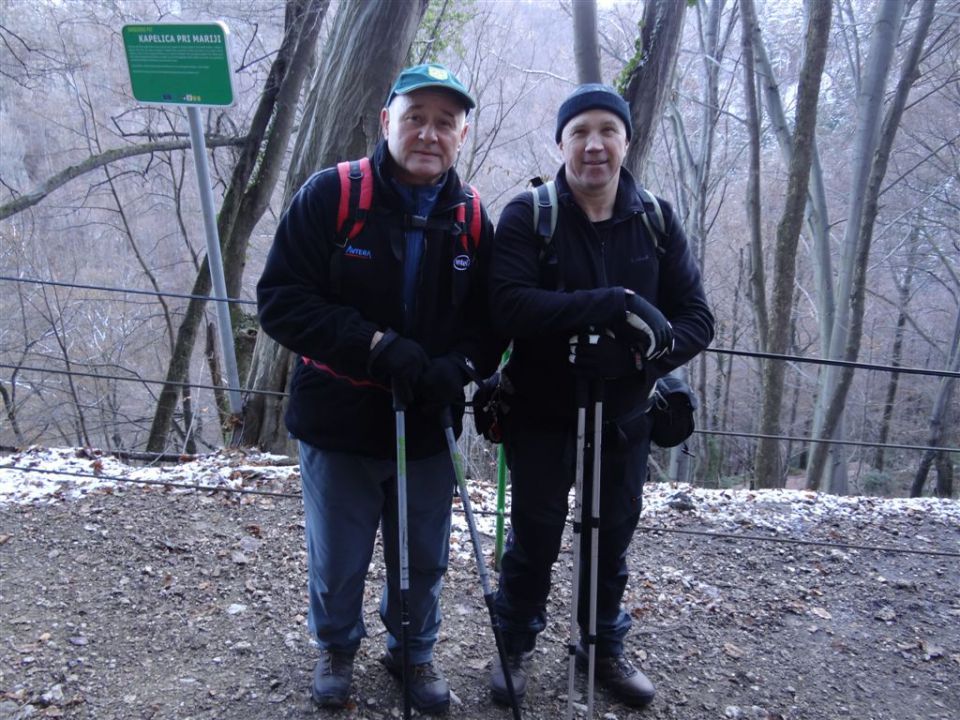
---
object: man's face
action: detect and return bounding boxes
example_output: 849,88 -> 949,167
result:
380,89 -> 469,186
559,109 -> 629,195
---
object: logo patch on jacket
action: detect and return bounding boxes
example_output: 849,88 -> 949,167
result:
453,254 -> 471,271
344,244 -> 373,260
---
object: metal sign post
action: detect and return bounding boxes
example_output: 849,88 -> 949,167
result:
122,23 -> 243,420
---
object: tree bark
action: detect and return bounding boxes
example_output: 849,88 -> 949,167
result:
0,384 -> 25,446
241,0 -> 430,452
753,0 -> 832,489
621,0 -> 687,178
750,14 -> 832,346
875,230 -> 919,472
573,0 -> 602,84
910,290 -> 960,498
739,0 -> 768,349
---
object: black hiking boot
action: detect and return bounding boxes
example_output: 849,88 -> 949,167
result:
312,648 -> 355,707
490,649 -> 533,706
380,649 -> 451,715
575,646 -> 655,708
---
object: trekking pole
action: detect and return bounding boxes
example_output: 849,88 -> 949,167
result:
441,408 -> 522,720
393,388 -> 412,720
586,379 -> 604,719
565,379 -> 589,720
495,444 -> 507,570
493,346 -> 512,570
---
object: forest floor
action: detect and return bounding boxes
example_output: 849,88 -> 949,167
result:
1,448 -> 959,720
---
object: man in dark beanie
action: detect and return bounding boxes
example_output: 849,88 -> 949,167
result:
486,83 -> 714,709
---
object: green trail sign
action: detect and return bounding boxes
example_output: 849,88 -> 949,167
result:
122,23 -> 234,106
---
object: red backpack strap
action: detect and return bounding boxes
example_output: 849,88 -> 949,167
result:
335,157 -> 373,247
330,157 -> 373,296
459,184 -> 482,253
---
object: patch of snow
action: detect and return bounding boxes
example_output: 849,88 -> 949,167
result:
2,448 -> 957,558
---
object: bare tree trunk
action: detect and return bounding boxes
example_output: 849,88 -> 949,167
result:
875,230 -> 919,471
807,0 -> 934,492
714,248 -> 746,486
621,0 -> 687,177
750,10 -> 832,345
204,322 -> 230,438
740,0 -> 768,349
910,299 -> 960,498
573,0 -> 602,83
753,0 -> 832,489
241,0 -> 430,452
0,385 -> 25,446
146,0 -> 327,453
749,0 -> 841,485
934,452 -> 954,499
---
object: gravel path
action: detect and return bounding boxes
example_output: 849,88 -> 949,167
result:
1,457 -> 958,720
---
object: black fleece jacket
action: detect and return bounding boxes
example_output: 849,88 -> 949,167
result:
257,140 -> 501,460
491,166 -> 715,429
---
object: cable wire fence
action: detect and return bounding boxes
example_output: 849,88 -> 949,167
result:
2,462 -> 957,559
1,274 -> 957,496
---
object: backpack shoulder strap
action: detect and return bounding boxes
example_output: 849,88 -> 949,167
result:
637,187 -> 666,255
528,180 -> 558,259
335,157 -> 374,247
457,183 -> 483,253
330,157 -> 373,295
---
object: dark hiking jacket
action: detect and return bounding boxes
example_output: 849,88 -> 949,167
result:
491,165 -> 715,434
257,140 -> 500,460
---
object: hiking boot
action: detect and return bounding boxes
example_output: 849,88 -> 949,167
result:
380,649 -> 450,715
576,646 -> 655,708
312,649 -> 355,707
490,649 -> 533,706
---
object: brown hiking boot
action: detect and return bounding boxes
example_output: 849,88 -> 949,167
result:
576,646 -> 655,708
380,649 -> 450,715
311,649 -> 354,707
490,649 -> 533,706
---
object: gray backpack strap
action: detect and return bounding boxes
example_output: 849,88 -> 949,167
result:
529,180 -> 558,260
637,187 -> 666,254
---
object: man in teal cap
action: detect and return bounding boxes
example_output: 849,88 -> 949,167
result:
258,63 -> 500,714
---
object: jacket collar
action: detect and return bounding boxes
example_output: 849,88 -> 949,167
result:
554,164 -> 645,221
372,139 -> 465,211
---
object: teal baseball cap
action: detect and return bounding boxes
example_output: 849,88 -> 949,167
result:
387,63 -> 476,111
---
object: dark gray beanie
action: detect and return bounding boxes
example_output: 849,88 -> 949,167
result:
555,83 -> 633,143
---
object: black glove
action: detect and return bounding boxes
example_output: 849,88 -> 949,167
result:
472,371 -> 513,443
568,331 -> 639,379
619,291 -> 674,360
367,330 -> 430,407
416,354 -> 469,410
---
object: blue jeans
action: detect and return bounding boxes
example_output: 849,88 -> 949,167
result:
493,414 -> 649,657
299,442 -> 455,664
